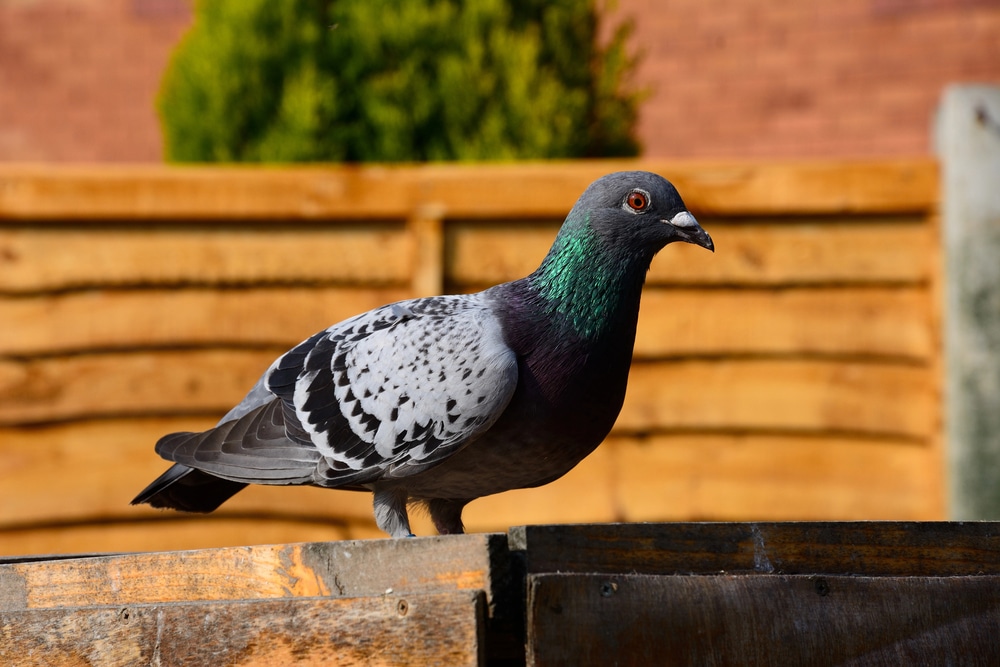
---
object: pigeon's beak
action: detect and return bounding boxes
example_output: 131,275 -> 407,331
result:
666,211 -> 714,252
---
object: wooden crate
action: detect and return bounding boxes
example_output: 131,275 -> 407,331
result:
0,533 -> 508,666
1,523 -> 997,666
0,160 -> 943,554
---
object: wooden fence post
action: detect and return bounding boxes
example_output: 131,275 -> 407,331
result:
408,203 -> 446,297
938,84 -> 1000,518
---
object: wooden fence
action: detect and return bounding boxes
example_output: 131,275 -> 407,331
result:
0,159 -> 942,556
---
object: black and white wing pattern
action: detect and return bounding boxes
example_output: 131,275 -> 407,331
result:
156,294 -> 519,488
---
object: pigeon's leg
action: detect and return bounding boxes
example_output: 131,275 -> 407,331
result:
373,486 -> 413,538
427,498 -> 470,535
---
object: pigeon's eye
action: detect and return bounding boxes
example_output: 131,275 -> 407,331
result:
625,190 -> 649,212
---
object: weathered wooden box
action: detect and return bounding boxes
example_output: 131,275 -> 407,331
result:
2,522 -> 998,666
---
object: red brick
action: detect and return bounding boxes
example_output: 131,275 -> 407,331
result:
1,0 -> 999,162
0,0 -> 189,162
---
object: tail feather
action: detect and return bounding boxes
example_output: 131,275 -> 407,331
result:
131,464 -> 247,513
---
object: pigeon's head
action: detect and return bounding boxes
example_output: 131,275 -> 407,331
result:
570,171 -> 714,255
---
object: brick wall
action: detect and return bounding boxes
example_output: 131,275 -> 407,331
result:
613,0 -> 1000,158
0,0 -> 998,161
0,0 -> 190,162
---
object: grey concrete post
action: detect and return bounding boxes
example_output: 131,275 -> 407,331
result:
938,84 -> 1000,518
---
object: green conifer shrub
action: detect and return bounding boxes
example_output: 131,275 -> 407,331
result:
159,0 -> 641,162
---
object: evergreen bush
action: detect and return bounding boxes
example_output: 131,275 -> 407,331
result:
159,0 -> 641,162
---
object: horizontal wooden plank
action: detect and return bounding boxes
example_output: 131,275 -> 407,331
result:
1,218 -> 936,295
635,286 -> 933,360
509,522 -> 1000,577
463,434 -> 944,530
0,533 -> 507,611
667,158 -> 938,215
620,359 -> 936,439
0,349 -> 276,425
609,434 -> 943,521
0,517 -> 363,559
1,421 -> 941,534
457,433 -> 944,530
0,160 -> 937,221
0,353 -> 937,439
0,285 -> 930,359
419,159 -> 939,216
0,287 -> 410,355
0,225 -> 411,292
0,592 -> 484,666
0,418 -> 387,527
448,218 -> 933,286
0,417 -> 614,536
0,165 -> 421,220
526,573 -> 1000,667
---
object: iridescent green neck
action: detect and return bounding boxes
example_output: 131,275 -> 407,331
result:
529,216 -> 643,340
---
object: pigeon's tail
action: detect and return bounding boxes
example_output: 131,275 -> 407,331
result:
131,464 -> 247,513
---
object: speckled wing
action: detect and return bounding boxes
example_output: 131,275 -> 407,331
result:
156,294 -> 518,488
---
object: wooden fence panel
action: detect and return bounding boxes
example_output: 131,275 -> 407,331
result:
0,160 -> 943,555
0,160 -> 937,219
0,286 -> 933,358
621,359 -> 934,438
609,434 -> 942,521
0,287 -> 411,356
449,216 -> 933,287
0,354 -> 936,434
635,287 -> 933,359
0,224 -> 412,292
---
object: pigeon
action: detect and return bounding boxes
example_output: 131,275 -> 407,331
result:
132,171 -> 713,537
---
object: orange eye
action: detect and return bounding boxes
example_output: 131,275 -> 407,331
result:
626,191 -> 648,211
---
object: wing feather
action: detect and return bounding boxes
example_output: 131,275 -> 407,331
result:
153,294 -> 517,489
282,296 -> 518,485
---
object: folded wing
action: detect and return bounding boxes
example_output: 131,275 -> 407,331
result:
154,295 -> 519,488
